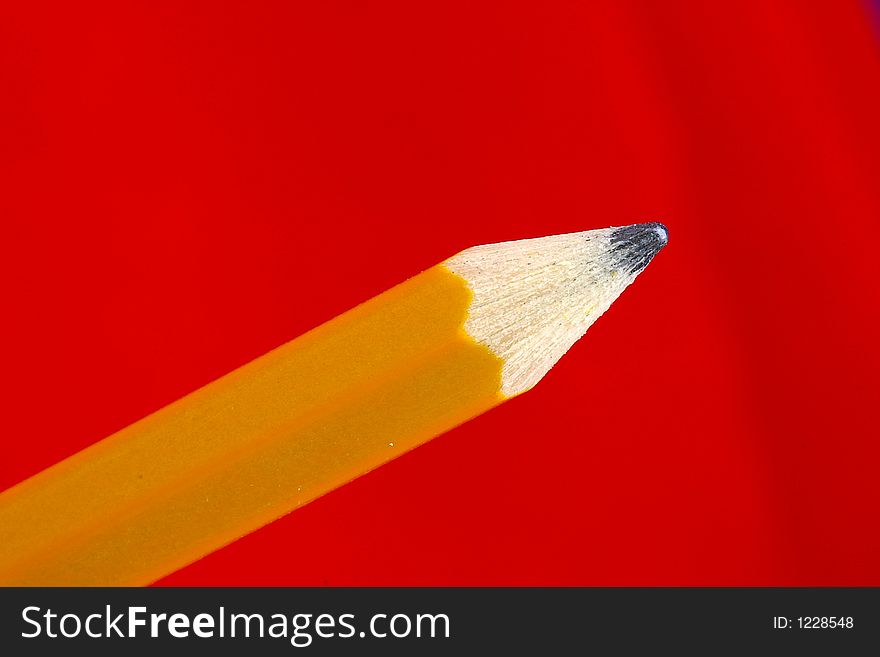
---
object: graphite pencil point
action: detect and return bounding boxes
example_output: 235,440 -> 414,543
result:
609,222 -> 668,275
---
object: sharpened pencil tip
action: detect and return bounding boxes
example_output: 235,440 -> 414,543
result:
445,222 -> 668,395
610,222 -> 668,274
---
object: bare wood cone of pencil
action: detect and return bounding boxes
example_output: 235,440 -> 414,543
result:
0,222 -> 668,585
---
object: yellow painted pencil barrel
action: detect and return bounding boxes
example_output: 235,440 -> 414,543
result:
0,223 -> 667,586
0,267 -> 500,585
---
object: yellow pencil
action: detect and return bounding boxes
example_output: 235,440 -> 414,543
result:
0,223 -> 667,586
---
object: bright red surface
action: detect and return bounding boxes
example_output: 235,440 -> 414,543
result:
2,2 -> 879,585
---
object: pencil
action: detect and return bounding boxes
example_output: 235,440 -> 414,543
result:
0,222 -> 668,586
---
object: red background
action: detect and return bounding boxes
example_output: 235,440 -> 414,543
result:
2,2 -> 879,585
